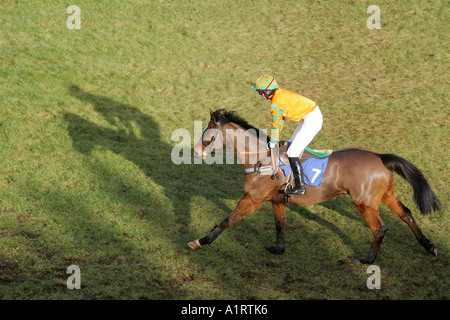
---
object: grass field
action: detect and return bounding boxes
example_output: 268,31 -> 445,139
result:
0,0 -> 448,300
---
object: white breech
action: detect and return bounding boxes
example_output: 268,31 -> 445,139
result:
286,106 -> 323,158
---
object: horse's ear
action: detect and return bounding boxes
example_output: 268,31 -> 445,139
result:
210,109 -> 218,124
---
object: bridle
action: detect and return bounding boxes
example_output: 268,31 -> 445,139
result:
200,118 -> 278,178
201,120 -> 222,158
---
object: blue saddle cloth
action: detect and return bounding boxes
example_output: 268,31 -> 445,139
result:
279,157 -> 329,187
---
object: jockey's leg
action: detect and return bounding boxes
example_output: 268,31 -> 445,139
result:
286,107 -> 323,195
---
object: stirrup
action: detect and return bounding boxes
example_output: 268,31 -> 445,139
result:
285,185 -> 306,195
278,171 -> 293,194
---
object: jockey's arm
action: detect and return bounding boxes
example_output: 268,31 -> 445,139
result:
270,102 -> 285,146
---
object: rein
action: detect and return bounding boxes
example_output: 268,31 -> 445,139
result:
239,150 -> 268,155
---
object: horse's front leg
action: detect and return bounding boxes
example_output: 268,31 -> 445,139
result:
265,202 -> 286,254
188,192 -> 264,250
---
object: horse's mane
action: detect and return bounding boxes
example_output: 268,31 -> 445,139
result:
213,109 -> 259,132
212,109 -> 269,142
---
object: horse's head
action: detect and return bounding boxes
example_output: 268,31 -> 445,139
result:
193,110 -> 226,160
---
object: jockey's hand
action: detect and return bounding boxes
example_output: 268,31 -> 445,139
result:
269,141 -> 279,177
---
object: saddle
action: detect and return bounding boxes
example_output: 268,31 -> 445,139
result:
243,141 -> 332,178
275,142 -> 332,204
278,141 -> 332,165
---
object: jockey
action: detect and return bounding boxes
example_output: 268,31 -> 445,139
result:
251,75 -> 323,195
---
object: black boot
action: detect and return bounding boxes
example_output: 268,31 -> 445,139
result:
286,157 -> 306,195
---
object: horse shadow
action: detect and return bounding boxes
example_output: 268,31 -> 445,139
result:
63,86 -> 249,243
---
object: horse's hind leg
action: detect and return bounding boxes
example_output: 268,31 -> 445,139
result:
353,203 -> 387,264
382,188 -> 437,256
265,202 -> 286,254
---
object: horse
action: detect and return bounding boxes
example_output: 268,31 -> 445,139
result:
189,109 -> 441,264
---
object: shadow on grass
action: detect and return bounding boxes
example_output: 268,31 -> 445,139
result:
62,85 -> 266,298
64,85 -> 243,223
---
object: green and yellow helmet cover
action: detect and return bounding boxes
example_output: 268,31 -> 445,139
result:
251,75 -> 279,91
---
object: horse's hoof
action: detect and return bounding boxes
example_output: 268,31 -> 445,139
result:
264,246 -> 285,254
352,257 -> 372,265
429,245 -> 438,256
188,239 -> 201,250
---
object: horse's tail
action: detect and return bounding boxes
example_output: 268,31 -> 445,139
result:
380,154 -> 441,215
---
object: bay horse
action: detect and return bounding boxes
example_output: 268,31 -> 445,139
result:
189,109 -> 441,264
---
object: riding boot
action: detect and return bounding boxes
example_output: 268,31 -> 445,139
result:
286,157 -> 306,195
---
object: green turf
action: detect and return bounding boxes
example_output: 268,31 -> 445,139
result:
0,0 -> 448,300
